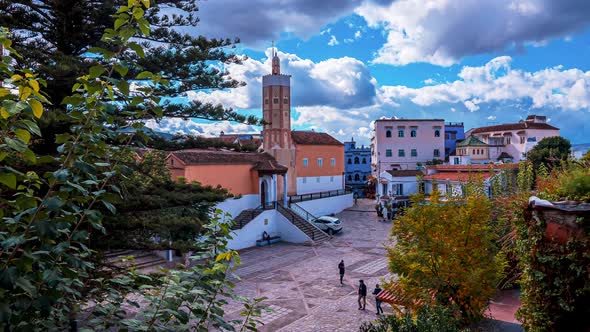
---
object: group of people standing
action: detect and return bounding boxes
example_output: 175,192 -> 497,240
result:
338,260 -> 384,315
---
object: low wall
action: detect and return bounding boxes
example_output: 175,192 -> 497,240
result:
227,210 -> 311,250
296,194 -> 353,217
214,194 -> 259,220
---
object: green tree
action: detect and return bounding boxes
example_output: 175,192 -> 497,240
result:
526,136 -> 571,170
581,149 -> 590,162
0,4 -> 263,330
0,0 -> 259,154
386,184 -> 503,322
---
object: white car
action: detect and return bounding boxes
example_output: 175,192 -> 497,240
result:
312,216 -> 342,235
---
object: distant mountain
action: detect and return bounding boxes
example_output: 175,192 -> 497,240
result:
572,143 -> 590,159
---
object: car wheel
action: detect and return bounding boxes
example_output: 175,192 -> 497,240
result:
326,228 -> 333,235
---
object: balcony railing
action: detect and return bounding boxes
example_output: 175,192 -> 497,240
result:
289,189 -> 352,204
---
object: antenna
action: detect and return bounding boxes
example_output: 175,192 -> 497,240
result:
271,40 -> 275,57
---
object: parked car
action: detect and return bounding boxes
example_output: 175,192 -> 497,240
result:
312,216 -> 342,235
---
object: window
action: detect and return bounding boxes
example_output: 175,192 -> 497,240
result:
348,175 -> 352,181
354,156 -> 360,164
330,176 -> 334,182
264,99 -> 269,104
445,133 -> 450,140
302,177 -> 307,184
273,98 -> 279,104
451,132 -> 456,139
411,149 -> 417,157
385,149 -> 392,157
520,136 -> 525,144
347,158 -> 352,164
381,183 -> 388,196
303,158 -> 308,167
454,157 -> 460,165
434,149 -> 440,157
505,137 -> 511,144
411,129 -> 417,137
395,183 -> 404,195
316,177 -> 320,183
385,130 -> 392,138
355,174 -> 360,181
330,158 -> 336,166
317,158 -> 323,167
434,129 -> 440,137
398,149 -> 405,157
283,97 -> 288,104
362,157 -> 367,164
398,129 -> 404,137
363,175 -> 367,181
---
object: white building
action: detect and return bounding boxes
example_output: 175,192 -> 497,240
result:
469,115 -> 559,161
377,170 -> 424,198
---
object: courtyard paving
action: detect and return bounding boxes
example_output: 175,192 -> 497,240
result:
223,199 -> 522,332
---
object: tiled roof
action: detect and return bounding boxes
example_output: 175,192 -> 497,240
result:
424,172 -> 495,182
374,118 -> 444,122
386,170 -> 425,177
427,163 -> 519,171
291,131 -> 343,146
170,149 -> 280,167
251,160 -> 287,174
456,135 -> 488,147
471,122 -> 558,134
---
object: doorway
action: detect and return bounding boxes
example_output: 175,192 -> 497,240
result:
260,180 -> 267,205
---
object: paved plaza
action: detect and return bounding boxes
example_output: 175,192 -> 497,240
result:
223,199 -> 522,332
223,199 -> 396,331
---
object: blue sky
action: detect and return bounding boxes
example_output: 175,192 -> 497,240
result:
148,0 -> 590,146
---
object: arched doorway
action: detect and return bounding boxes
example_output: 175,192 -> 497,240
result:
260,180 -> 267,205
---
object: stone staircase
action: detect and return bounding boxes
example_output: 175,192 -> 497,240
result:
232,207 -> 264,230
104,250 -> 170,273
277,203 -> 331,244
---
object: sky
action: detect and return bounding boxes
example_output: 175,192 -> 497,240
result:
147,0 -> 590,146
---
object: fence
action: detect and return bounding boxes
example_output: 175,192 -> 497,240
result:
289,189 -> 352,204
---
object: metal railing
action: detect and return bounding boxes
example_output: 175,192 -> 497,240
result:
234,202 -> 277,229
289,202 -> 319,223
276,204 -> 326,241
289,189 -> 352,204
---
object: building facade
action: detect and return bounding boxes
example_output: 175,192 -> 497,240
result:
444,122 -> 465,159
371,119 -> 445,176
469,115 -> 559,161
344,138 -> 371,197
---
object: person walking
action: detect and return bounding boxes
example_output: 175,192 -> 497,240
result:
338,260 -> 345,286
373,284 -> 384,315
358,280 -> 367,310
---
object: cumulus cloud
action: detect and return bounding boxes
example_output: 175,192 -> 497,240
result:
381,56 -> 590,111
145,118 -> 258,137
355,0 -> 590,65
328,35 -> 339,46
189,49 -> 378,111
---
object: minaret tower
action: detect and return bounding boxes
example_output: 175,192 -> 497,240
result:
261,46 -> 297,194
262,46 -> 292,151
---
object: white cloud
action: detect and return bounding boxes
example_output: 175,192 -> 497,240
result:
381,56 -> 590,111
145,118 -> 258,137
487,115 -> 497,120
355,0 -> 590,66
354,30 -> 362,39
328,35 -> 339,46
424,78 -> 435,85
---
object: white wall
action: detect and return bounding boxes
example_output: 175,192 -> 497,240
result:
296,194 -> 353,217
296,175 -> 343,195
214,194 -> 259,220
226,210 -> 310,250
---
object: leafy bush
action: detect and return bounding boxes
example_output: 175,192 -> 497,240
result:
359,305 -> 467,332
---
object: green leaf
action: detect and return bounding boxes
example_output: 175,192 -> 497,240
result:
116,80 -> 130,96
114,63 -> 129,77
114,18 -> 126,30
128,42 -> 145,58
102,201 -> 116,215
29,99 -> 43,118
5,137 -> 27,152
89,65 -> 106,79
14,129 -> 31,144
0,152 -> 7,162
138,18 -> 150,36
44,197 -> 64,211
136,71 -> 152,79
15,278 -> 36,296
19,120 -> 41,136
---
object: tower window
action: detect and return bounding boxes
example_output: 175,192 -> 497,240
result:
283,97 -> 288,104
273,98 -> 279,104
265,99 -> 268,104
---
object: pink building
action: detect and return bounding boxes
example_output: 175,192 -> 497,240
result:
371,119 -> 445,175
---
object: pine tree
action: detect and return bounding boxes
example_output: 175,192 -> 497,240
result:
0,0 -> 259,153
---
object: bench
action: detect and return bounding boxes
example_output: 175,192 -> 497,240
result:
256,235 -> 281,246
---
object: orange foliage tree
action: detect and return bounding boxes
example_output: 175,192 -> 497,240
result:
386,183 -> 504,322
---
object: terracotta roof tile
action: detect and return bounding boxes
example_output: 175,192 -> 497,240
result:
291,131 -> 343,146
427,163 -> 519,171
169,149 -> 281,168
471,121 -> 558,134
424,172 -> 495,182
386,170 -> 425,177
